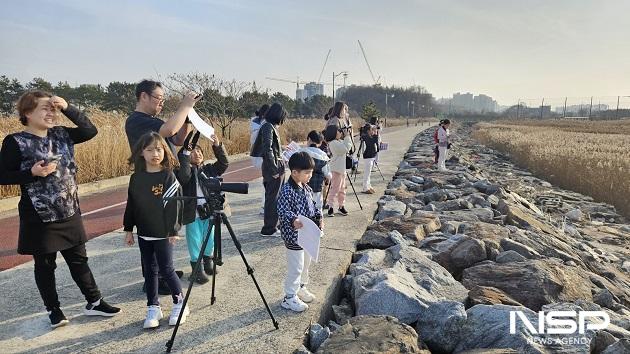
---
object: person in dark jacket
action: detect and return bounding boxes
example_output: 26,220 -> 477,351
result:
250,102 -> 287,237
302,130 -> 331,211
123,131 -> 192,329
179,132 -> 228,284
0,91 -> 120,328
361,125 -> 379,194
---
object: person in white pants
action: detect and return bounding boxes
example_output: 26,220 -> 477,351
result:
250,104 -> 269,214
361,125 -> 379,194
437,119 -> 451,171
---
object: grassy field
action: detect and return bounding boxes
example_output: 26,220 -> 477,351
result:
473,119 -> 630,217
0,109 -> 408,199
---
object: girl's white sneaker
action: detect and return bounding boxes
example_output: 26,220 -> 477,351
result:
143,305 -> 163,329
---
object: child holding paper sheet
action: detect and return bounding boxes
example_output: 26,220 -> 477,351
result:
277,151 -> 323,312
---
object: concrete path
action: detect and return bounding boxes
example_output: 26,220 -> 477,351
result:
0,124 -> 429,354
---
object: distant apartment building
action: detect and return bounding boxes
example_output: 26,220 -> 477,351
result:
445,92 -> 498,113
304,82 -> 325,99
296,88 -> 307,101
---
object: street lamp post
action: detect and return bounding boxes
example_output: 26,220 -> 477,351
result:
332,71 -> 347,102
385,93 -> 394,128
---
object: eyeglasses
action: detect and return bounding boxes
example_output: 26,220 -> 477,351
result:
149,94 -> 165,103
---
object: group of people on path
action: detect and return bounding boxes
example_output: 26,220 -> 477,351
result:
0,81 -> 390,330
247,100 -> 385,312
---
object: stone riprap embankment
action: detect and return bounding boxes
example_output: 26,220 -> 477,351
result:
302,124 -> 630,354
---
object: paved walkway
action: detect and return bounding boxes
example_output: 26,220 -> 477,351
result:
0,123 -> 430,354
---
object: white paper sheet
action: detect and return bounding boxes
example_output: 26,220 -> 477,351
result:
188,108 -> 215,140
296,215 -> 322,262
282,140 -> 302,161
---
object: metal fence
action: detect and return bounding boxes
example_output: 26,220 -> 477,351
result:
503,96 -> 630,120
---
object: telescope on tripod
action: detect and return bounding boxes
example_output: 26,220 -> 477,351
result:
164,173 -> 279,352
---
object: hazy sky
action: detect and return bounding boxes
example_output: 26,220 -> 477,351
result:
2,0 -> 629,106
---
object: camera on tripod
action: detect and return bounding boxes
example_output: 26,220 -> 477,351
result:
198,174 -> 248,195
196,174 -> 248,218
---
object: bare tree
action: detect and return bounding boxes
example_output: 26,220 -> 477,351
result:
165,72 -> 251,137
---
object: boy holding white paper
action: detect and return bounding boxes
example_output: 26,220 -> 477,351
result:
277,151 -> 323,312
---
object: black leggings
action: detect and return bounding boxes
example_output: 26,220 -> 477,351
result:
138,238 -> 182,306
33,244 -> 101,311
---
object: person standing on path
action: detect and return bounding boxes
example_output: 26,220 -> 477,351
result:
0,91 -> 121,328
277,151 -> 321,312
181,132 -> 228,284
250,103 -> 288,237
437,119 -> 451,171
250,104 -> 270,215
123,132 -> 191,329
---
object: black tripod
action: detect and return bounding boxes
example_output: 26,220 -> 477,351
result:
165,191 -> 279,352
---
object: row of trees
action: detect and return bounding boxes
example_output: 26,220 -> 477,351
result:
1,74 -> 438,134
0,76 -> 138,113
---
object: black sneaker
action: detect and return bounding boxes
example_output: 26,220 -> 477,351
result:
327,207 -> 335,217
84,298 -> 121,317
49,308 -> 69,328
338,206 -> 349,216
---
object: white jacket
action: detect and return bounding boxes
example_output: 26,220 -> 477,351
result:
438,126 -> 450,147
328,139 -> 353,173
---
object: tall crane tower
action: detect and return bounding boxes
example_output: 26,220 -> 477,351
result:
358,40 -> 381,85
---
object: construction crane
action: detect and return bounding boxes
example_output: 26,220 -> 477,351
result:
265,76 -> 306,89
317,49 -> 331,84
265,77 -> 334,87
357,40 -> 381,85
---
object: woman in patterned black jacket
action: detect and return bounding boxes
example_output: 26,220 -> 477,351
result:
0,91 -> 120,328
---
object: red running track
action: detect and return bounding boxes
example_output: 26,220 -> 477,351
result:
0,158 -> 261,271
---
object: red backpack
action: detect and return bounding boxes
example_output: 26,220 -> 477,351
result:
433,128 -> 439,144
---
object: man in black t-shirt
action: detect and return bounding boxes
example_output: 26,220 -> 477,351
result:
125,80 -> 200,152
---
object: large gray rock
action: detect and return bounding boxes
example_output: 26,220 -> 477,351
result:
496,250 -> 528,263
316,315 -> 426,354
461,259 -> 593,311
367,214 -> 441,243
566,208 -> 584,222
309,324 -> 330,352
357,230 -> 396,250
352,267 -> 433,324
432,236 -> 487,277
500,238 -> 541,259
415,301 -> 466,353
466,285 -> 524,307
591,331 -> 619,354
349,249 -> 388,276
375,200 -> 407,220
389,245 -> 469,303
602,339 -> 630,354
454,305 -> 547,353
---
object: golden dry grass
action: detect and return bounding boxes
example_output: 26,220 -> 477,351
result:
473,119 -> 630,217
0,110 -> 407,199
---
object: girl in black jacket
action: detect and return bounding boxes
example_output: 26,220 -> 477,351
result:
123,131 -> 191,329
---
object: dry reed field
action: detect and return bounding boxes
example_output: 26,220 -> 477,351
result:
0,110 -> 404,199
473,119 -> 630,217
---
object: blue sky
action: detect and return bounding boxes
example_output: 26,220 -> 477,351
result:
1,0 -> 629,105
